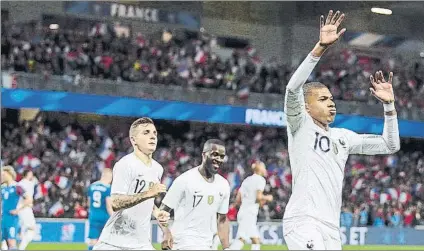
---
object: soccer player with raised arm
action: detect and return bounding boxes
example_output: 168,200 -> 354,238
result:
93,118 -> 170,250
160,139 -> 231,250
87,168 -> 113,250
17,170 -> 37,250
282,10 -> 400,250
230,161 -> 273,250
1,166 -> 32,250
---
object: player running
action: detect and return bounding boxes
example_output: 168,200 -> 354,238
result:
282,10 -> 400,250
17,170 -> 37,250
93,117 -> 170,250
1,166 -> 32,250
160,139 -> 231,250
87,168 -> 113,250
230,161 -> 273,250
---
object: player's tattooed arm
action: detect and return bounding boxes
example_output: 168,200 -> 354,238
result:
217,213 -> 230,249
111,183 -> 166,211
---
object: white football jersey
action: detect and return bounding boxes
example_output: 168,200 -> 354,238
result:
98,153 -> 164,248
283,53 -> 400,230
162,167 -> 231,248
18,178 -> 35,216
238,174 -> 266,217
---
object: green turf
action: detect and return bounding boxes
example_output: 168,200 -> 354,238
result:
25,243 -> 424,250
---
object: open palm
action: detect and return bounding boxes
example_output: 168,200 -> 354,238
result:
370,71 -> 395,103
320,10 -> 346,46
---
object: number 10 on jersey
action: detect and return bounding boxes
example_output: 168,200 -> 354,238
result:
314,132 -> 330,153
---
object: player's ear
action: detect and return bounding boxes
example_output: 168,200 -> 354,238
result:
130,136 -> 136,145
305,102 -> 310,112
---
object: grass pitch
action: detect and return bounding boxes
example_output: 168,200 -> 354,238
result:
25,243 -> 424,250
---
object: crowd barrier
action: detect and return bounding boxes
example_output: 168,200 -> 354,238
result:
33,218 -> 424,245
2,88 -> 424,138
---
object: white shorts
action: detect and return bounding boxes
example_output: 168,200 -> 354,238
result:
18,211 -> 36,229
93,241 -> 155,250
236,213 -> 259,240
173,237 -> 211,250
173,243 -> 211,250
283,217 -> 342,250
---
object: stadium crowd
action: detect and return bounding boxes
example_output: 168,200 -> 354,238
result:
1,22 -> 424,109
1,110 -> 423,228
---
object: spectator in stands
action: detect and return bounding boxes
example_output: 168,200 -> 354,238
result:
1,109 -> 423,227
1,22 -> 423,110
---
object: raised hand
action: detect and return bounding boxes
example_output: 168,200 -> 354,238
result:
319,10 -> 346,46
369,71 -> 395,103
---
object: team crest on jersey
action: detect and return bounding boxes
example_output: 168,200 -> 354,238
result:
208,195 -> 214,205
332,142 -> 339,154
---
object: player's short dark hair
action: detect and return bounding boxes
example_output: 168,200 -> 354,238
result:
303,82 -> 328,98
22,169 -> 33,178
203,139 -> 225,152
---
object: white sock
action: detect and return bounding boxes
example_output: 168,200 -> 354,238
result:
19,229 -> 35,250
229,239 -> 244,250
1,240 -> 8,250
251,244 -> 261,250
211,235 -> 221,250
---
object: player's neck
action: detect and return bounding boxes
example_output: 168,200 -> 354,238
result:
198,165 -> 214,182
134,149 -> 152,166
313,118 -> 329,131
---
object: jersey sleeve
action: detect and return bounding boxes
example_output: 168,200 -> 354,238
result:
111,161 -> 132,195
16,185 -> 27,198
20,182 -> 34,198
158,164 -> 164,181
257,176 -> 266,192
217,181 -> 231,215
284,53 -> 321,134
344,115 -> 400,155
161,176 -> 185,210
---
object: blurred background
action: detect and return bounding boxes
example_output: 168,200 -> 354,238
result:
1,1 -> 424,249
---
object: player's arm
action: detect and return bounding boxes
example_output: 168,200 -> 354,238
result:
105,196 -> 114,216
256,190 -> 273,207
254,177 -> 272,206
11,186 -> 31,215
111,183 -> 165,211
284,10 -> 346,133
110,162 -> 166,211
217,184 -> 231,250
105,186 -> 113,216
234,190 -> 242,207
159,177 -> 186,250
217,213 -> 230,250
348,71 -> 400,155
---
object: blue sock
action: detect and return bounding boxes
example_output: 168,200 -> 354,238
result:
88,245 -> 94,250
